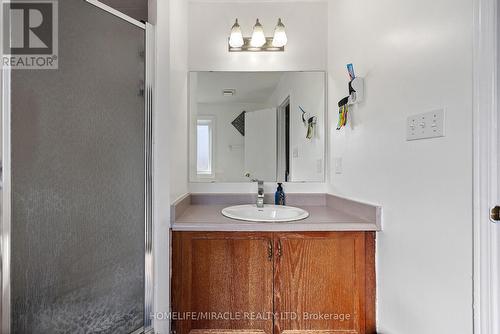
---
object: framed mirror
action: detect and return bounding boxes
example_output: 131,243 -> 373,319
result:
189,71 -> 326,183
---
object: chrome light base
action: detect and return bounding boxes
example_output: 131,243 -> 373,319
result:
228,37 -> 285,52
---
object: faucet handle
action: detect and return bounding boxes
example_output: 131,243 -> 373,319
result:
257,180 -> 264,195
256,180 -> 265,208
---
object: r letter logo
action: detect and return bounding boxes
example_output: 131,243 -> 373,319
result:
3,0 -> 58,69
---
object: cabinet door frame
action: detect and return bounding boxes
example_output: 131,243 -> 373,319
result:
272,232 -> 375,334
172,232 -> 275,334
172,231 -> 376,334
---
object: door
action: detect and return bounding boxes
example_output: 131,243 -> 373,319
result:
245,109 -> 277,181
274,232 -> 375,334
3,1 -> 151,333
172,232 -> 274,334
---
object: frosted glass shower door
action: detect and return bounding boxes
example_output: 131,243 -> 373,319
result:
8,0 -> 150,333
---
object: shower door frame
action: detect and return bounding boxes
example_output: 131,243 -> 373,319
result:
0,1 -> 155,333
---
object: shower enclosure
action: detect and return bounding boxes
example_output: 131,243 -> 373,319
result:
1,0 -> 154,333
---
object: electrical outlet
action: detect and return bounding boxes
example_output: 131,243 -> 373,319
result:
293,147 -> 299,158
407,109 -> 445,141
334,157 -> 343,174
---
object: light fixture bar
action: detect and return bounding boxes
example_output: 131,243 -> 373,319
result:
228,37 -> 285,52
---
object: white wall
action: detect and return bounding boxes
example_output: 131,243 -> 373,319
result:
150,0 -> 170,332
188,0 -> 329,193
165,1 -> 474,332
192,103 -> 269,182
169,0 -> 189,203
327,0 -> 473,333
188,1 -> 327,71
268,72 -> 325,182
166,0 -> 474,332
150,0 -> 188,332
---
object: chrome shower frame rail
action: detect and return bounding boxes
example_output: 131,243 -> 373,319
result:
0,1 -> 155,333
1,32 -> 12,334
86,0 -> 146,29
144,21 -> 155,334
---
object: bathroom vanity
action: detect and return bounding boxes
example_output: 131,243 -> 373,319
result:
177,71 -> 380,334
171,194 -> 381,334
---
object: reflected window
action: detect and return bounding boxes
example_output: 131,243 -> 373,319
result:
197,118 -> 214,176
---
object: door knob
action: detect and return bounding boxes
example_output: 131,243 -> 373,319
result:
490,206 -> 500,223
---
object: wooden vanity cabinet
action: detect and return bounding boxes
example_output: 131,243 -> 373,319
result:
274,232 -> 376,334
172,232 -> 275,334
172,231 -> 376,334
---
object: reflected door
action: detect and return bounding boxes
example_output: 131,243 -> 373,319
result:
9,0 -> 148,333
244,109 -> 277,181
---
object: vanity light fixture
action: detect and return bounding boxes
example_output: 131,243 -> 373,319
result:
229,19 -> 244,48
272,18 -> 287,47
250,19 -> 266,47
228,18 -> 287,52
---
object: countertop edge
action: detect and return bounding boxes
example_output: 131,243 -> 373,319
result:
171,222 -> 380,232
171,193 -> 382,232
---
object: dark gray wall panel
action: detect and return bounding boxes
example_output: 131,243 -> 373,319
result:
99,0 -> 148,22
11,1 -> 145,332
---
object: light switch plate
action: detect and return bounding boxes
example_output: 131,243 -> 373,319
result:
316,159 -> 323,174
407,109 -> 445,141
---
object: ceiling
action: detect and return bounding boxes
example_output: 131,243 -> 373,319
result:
195,72 -> 284,104
99,0 -> 148,22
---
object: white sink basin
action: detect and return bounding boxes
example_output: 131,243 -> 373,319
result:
222,204 -> 309,223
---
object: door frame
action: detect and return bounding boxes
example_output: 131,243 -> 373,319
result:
277,96 -> 290,182
473,0 -> 500,332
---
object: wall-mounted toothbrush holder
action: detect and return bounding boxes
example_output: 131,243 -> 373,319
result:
347,77 -> 364,105
337,64 -> 363,130
299,106 -> 318,139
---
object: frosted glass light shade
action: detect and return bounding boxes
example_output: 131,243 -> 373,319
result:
250,19 -> 266,47
272,18 -> 287,47
229,19 -> 244,48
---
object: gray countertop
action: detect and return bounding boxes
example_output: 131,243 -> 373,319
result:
171,193 -> 382,232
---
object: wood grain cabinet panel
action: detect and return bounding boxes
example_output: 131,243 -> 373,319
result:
172,232 -> 275,334
189,331 -> 266,334
172,232 -> 376,334
274,232 -> 374,334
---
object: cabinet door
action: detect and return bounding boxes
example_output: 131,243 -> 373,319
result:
172,232 -> 275,334
274,232 -> 375,334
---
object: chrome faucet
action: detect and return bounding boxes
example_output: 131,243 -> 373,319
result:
256,180 -> 264,208
245,173 -> 265,208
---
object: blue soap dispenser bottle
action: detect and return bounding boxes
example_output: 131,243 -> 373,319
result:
275,183 -> 286,206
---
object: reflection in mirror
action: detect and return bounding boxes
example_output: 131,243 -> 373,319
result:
189,71 -> 326,183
